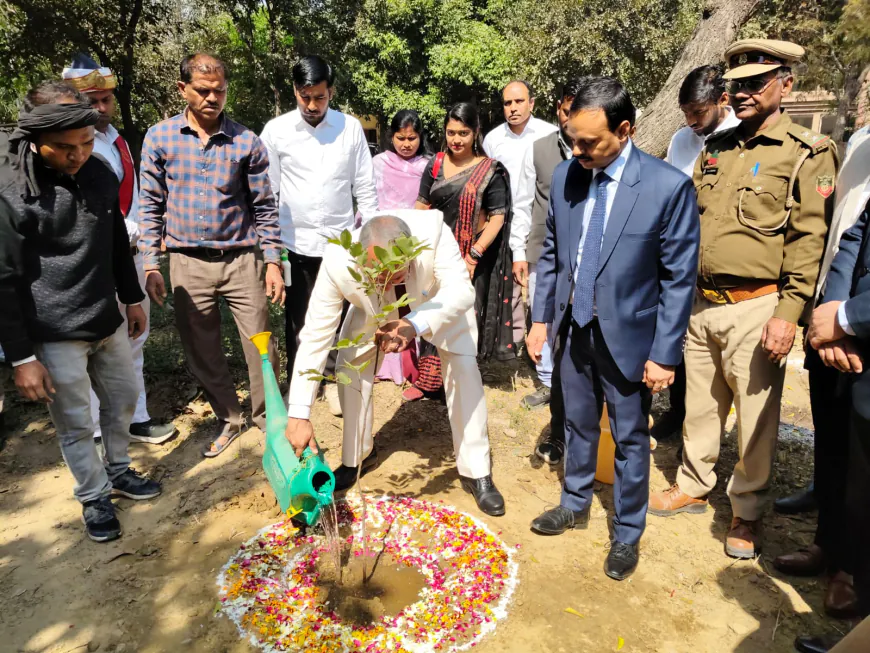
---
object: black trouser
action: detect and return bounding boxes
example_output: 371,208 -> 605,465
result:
284,249 -> 346,383
848,371 -> 870,616
668,360 -> 686,417
806,347 -> 852,573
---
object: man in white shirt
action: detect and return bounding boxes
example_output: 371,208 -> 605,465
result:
656,64 -> 740,440
665,64 -> 741,176
62,54 -> 177,445
483,81 -> 559,352
260,55 -> 378,414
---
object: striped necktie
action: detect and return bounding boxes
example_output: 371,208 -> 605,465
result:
572,171 -> 609,327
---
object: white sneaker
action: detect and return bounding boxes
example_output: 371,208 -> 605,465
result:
324,384 -> 342,417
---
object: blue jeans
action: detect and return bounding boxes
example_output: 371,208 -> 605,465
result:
528,263 -> 555,387
35,327 -> 137,504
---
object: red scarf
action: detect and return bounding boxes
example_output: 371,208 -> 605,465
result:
114,133 -> 135,216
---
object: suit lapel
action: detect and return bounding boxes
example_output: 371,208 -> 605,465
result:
597,146 -> 641,275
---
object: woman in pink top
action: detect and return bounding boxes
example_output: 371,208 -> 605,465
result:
372,110 -> 431,384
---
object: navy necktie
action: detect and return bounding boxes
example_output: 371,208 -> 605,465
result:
572,171 -> 609,327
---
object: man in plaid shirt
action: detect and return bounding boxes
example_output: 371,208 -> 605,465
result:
139,53 -> 285,458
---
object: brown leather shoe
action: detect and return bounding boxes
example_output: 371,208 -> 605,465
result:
648,485 -> 708,516
773,544 -> 826,577
825,572 -> 861,619
726,517 -> 761,559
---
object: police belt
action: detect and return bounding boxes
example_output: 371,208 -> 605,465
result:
697,281 -> 778,304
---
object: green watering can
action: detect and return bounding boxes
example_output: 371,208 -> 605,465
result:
250,332 -> 335,526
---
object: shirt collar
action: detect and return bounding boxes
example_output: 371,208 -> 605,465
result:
96,124 -> 119,142
737,109 -> 792,144
294,107 -> 335,131
593,138 -> 633,183
180,108 -> 231,140
708,107 -> 741,140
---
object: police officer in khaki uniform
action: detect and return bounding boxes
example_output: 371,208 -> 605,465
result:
649,39 -> 839,559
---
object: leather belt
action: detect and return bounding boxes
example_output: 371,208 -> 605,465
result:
170,246 -> 253,260
697,281 -> 778,305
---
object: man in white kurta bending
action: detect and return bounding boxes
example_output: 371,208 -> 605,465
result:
283,211 -> 505,517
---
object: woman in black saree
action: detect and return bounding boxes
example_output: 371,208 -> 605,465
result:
404,102 -> 515,401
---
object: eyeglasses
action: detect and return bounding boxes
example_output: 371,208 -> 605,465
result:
725,76 -> 778,96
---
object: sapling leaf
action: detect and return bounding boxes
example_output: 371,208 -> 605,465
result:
336,372 -> 352,385
347,266 -> 362,282
327,238 -> 341,246
350,242 -> 364,257
351,331 -> 367,345
358,360 -> 372,373
373,245 -> 389,262
392,244 -> 403,257
340,229 -> 352,249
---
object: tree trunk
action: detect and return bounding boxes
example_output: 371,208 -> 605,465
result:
634,0 -> 759,157
832,65 -> 862,145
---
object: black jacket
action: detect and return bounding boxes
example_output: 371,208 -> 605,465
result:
0,149 -> 144,361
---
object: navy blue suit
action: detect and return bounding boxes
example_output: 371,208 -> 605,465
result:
817,199 -> 870,615
532,143 -> 700,544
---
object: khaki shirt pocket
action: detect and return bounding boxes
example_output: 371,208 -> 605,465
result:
737,174 -> 789,233
695,170 -> 723,216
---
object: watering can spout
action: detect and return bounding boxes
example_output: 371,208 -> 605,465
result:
250,332 -> 335,526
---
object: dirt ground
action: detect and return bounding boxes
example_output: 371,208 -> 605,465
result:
0,317 -> 840,653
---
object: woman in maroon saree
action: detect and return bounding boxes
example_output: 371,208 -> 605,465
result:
406,102 -> 515,400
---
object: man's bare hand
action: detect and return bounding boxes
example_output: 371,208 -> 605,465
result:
145,270 -> 167,307
526,322 -> 548,364
512,261 -> 529,288
643,360 -> 675,394
375,318 -> 417,353
285,417 -> 317,457
808,301 -> 845,349
265,262 -> 286,306
14,360 -> 55,403
817,338 -> 864,374
126,304 -> 147,339
761,317 -> 797,364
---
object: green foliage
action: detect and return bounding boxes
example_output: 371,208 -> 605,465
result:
304,229 -> 429,385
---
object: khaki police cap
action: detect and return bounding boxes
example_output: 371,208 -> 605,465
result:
723,39 -> 805,80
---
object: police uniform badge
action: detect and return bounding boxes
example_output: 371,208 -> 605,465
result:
816,175 -> 834,199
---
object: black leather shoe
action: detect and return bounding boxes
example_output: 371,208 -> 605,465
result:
774,483 -> 817,515
459,475 -> 505,516
535,438 -> 564,465
530,505 -> 589,535
604,541 -> 639,580
333,447 -> 378,492
651,409 -> 684,440
794,634 -> 842,653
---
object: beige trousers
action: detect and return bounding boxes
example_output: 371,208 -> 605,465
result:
677,293 -> 785,520
169,249 -> 278,431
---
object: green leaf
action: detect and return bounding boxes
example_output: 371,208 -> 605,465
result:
373,245 -> 389,262
350,242 -> 364,257
392,244 -> 403,257
340,229 -> 352,249
327,238 -> 342,246
358,360 -> 372,373
335,338 -> 352,348
351,331 -> 368,345
336,372 -> 352,385
347,266 -> 362,282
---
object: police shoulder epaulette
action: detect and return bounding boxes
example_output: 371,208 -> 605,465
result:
787,125 -> 831,154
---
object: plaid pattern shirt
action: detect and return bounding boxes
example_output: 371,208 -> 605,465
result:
138,111 -> 282,269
